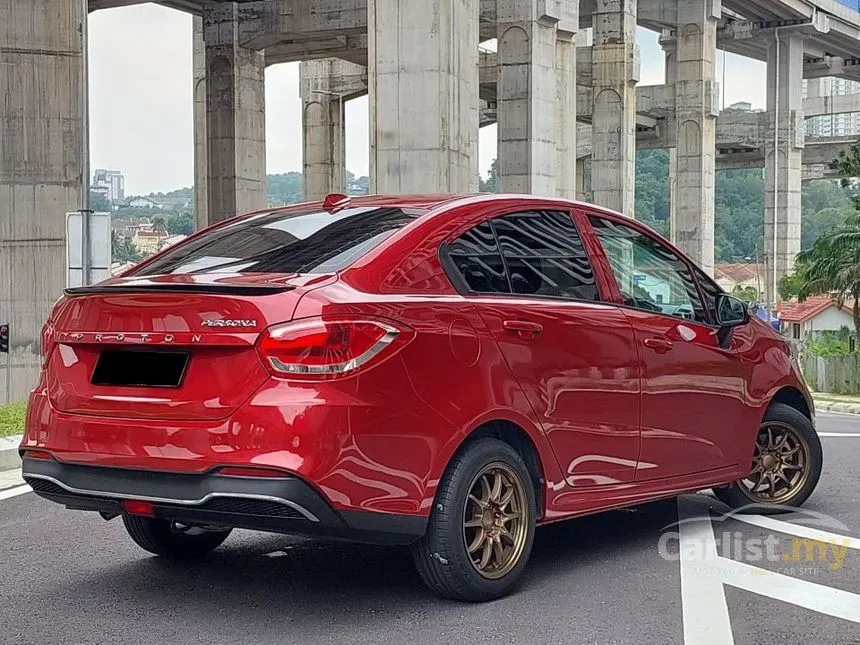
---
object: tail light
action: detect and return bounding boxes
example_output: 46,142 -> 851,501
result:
40,320 -> 56,369
256,316 -> 412,379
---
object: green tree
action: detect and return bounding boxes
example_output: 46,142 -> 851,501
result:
778,273 -> 805,301
795,215 -> 860,345
732,285 -> 758,302
346,171 -> 370,196
480,159 -> 499,193
151,216 -> 167,233
167,213 -> 194,236
267,172 -> 303,205
111,229 -> 142,264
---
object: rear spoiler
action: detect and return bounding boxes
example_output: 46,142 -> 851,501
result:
64,284 -> 295,297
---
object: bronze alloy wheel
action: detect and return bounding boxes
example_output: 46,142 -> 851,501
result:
740,421 -> 811,504
462,462 -> 529,580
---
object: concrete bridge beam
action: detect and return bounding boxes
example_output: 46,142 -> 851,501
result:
591,0 -> 639,216
368,0 -> 479,194
496,0 -> 564,195
670,0 -> 720,275
300,59 -> 350,201
764,34 -> 805,308
0,0 -> 83,398
202,1 -> 267,225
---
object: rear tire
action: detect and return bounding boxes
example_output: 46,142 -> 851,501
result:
713,402 -> 822,514
412,438 -> 536,602
123,515 -> 231,559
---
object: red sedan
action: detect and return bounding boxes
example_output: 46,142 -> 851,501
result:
21,194 -> 822,601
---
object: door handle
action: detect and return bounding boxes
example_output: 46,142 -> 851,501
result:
503,320 -> 544,338
643,337 -> 673,353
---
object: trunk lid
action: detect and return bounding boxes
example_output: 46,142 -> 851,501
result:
46,272 -> 333,421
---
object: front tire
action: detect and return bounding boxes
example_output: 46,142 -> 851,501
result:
412,438 -> 536,602
123,515 -> 232,559
714,402 -> 822,514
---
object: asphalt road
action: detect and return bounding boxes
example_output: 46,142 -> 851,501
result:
1,412 -> 858,645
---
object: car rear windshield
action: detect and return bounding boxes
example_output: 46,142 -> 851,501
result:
134,207 -> 422,276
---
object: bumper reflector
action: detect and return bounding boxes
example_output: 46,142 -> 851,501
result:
122,500 -> 156,517
24,450 -> 53,461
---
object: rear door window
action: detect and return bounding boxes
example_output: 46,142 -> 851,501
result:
445,222 -> 510,294
443,210 -> 600,301
135,207 -> 420,276
493,211 -> 599,301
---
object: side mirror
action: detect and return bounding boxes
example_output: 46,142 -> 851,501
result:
715,293 -> 750,328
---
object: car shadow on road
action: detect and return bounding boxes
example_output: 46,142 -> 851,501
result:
54,497 -> 686,624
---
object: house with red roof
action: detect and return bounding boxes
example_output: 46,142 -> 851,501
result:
779,296 -> 855,341
714,263 -> 762,297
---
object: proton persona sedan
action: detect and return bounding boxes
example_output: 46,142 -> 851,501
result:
21,193 -> 822,602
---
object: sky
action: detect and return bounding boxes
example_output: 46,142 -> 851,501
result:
89,3 -> 768,196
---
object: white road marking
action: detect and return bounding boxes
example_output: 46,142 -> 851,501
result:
677,496 -> 860,645
678,496 -> 735,645
818,432 -> 860,437
0,484 -> 31,501
734,514 -> 860,551
720,557 -> 860,623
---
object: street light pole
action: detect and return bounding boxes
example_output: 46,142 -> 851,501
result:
79,0 -> 92,285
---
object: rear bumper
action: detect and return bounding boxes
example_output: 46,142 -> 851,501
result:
22,457 -> 426,546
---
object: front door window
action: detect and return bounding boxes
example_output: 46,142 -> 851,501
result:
589,217 -> 706,323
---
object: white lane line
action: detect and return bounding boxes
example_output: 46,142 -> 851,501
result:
733,514 -> 860,551
720,557 -> 860,623
0,484 -> 31,501
819,432 -> 860,437
678,497 -> 735,645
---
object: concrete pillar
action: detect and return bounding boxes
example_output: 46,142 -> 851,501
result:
193,16 -> 208,231
664,36 -> 678,240
591,0 -> 638,216
556,12 -> 579,199
575,161 -> 587,200
764,35 -> 805,308
300,60 -> 346,201
0,0 -> 83,399
671,1 -> 719,275
202,2 -> 266,224
497,1 -> 560,195
368,0 -> 479,194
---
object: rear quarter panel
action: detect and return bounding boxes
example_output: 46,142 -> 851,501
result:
292,281 -> 566,518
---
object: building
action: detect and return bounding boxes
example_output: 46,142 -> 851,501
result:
779,296 -> 855,341
92,169 -> 125,204
804,78 -> 860,138
133,229 -> 163,256
150,196 -> 193,213
714,263 -> 762,298
125,196 -> 161,210
159,234 -> 188,251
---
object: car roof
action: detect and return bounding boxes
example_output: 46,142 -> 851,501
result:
258,194 -> 467,215
258,193 -> 628,218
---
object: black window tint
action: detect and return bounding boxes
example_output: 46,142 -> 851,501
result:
493,211 -> 599,301
135,207 -> 419,276
692,265 -> 724,325
494,211 -> 587,257
590,216 -> 706,323
449,254 -> 510,294
446,222 -> 510,294
446,221 -> 498,256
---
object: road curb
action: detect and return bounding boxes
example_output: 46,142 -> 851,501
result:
0,435 -> 22,472
814,399 -> 860,415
